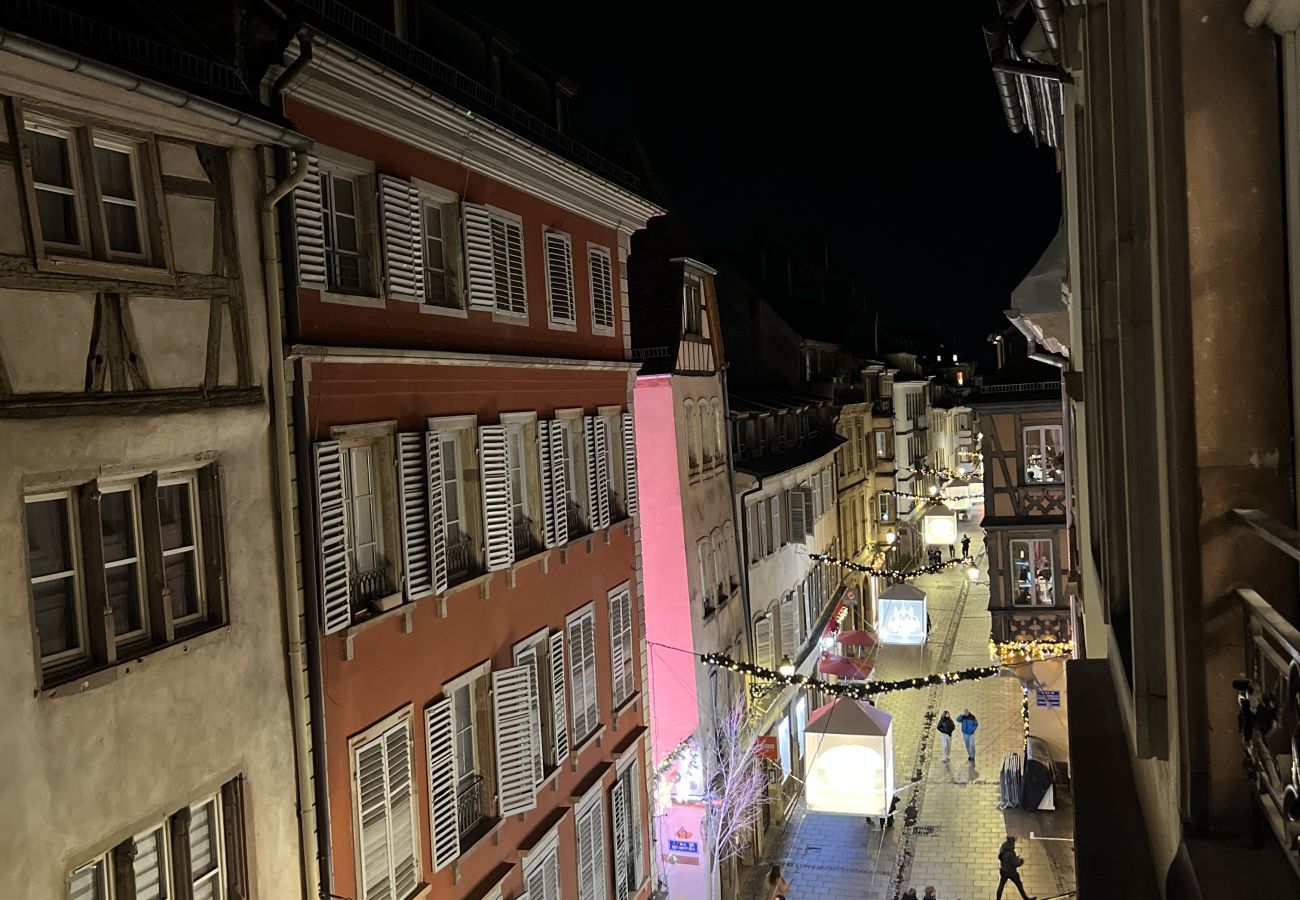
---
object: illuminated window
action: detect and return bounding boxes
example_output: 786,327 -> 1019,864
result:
1010,538 -> 1055,606
1022,425 -> 1065,484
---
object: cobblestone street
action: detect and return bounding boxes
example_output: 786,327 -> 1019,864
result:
743,529 -> 1076,900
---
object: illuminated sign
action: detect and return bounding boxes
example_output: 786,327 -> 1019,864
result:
876,594 -> 927,646
922,511 -> 958,545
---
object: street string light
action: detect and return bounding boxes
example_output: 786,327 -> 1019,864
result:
990,638 -> 1075,665
908,462 -> 965,481
879,488 -> 953,504
701,652 -> 1007,700
810,551 -> 977,581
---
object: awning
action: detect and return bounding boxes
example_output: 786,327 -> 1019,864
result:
836,630 -> 878,649
1007,222 -> 1071,359
818,654 -> 875,681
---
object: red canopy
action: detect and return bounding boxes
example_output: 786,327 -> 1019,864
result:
818,654 -> 875,680
836,630 -> 878,648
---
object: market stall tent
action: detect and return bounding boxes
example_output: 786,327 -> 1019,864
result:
803,698 -> 895,816
876,582 -> 927,646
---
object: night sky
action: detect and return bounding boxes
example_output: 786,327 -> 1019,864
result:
476,0 -> 1062,363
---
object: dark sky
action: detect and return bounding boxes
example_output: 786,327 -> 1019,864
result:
478,2 -> 1061,361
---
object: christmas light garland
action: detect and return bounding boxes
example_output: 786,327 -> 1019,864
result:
811,552 -> 977,580
1021,685 -> 1031,749
880,488 -> 952,503
989,639 -> 1075,664
651,733 -> 697,781
701,652 -> 1004,700
909,463 -> 965,481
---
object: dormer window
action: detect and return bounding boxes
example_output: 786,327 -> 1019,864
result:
683,276 -> 703,335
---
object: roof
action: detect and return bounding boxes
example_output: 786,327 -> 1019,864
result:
968,355 -> 1061,405
733,433 -> 846,479
805,698 -> 892,738
879,582 -> 926,602
728,389 -> 833,415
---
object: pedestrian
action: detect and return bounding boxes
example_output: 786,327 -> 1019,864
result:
923,888 -> 939,900
948,543 -> 955,558
961,534 -> 971,557
901,889 -> 919,900
956,708 -> 979,760
996,835 -> 1035,900
764,863 -> 790,900
936,710 -> 956,761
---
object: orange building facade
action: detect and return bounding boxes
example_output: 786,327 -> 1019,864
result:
276,27 -> 661,900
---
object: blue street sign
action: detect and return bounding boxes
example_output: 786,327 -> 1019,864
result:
668,839 -> 700,854
1036,689 -> 1061,708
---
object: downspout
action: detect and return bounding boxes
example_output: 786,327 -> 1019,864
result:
260,27 -> 331,900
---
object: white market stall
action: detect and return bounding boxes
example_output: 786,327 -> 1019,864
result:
803,698 -> 895,816
876,582 -> 927,646
921,501 -> 959,547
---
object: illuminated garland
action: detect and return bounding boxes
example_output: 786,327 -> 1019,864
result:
880,488 -> 952,503
1021,685 -> 1031,749
909,463 -> 964,480
702,652 -> 1004,700
990,639 -> 1075,664
652,733 -> 697,781
811,552 -> 977,580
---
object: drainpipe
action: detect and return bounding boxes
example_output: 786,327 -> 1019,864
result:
260,26 -> 331,900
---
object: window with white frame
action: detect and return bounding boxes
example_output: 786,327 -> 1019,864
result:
611,761 -> 646,898
878,492 -> 891,522
462,202 -> 526,316
608,585 -> 635,708
352,712 -> 420,900
795,696 -> 808,757
558,415 -> 588,536
1010,538 -> 1055,606
320,163 -> 372,294
776,718 -> 792,778
514,629 -> 569,775
436,430 -> 474,585
67,780 -> 248,900
567,604 -> 600,746
523,828 -> 562,900
770,493 -> 783,548
544,231 -> 576,326
575,792 -> 608,900
747,504 -> 760,565
756,498 -> 769,558
421,198 -> 459,308
504,422 -> 536,557
1022,425 -> 1065,484
24,466 -> 225,686
683,275 -> 703,335
20,112 -> 164,267
589,244 -> 615,334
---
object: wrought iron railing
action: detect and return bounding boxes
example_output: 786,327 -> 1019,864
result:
513,518 -> 537,557
1231,508 -> 1300,880
455,773 -> 485,840
977,380 -> 1061,395
351,563 -> 393,606
567,500 -> 587,537
447,535 -> 473,583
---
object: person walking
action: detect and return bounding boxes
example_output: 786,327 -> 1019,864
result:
936,710 -> 956,761
901,889 -> 919,900
961,534 -> 971,557
923,888 -> 939,900
956,708 -> 979,760
995,836 -> 1035,900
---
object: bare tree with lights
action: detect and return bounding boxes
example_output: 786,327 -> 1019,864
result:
702,698 -> 771,898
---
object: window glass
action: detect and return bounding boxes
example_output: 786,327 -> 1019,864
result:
94,144 -> 142,255
343,446 -> 380,576
1023,426 -> 1065,483
454,683 -> 476,784
28,128 -> 81,247
188,799 -> 223,900
1011,539 -> 1055,605
26,498 -> 81,659
132,827 -> 169,900
100,488 -> 144,639
159,481 -> 201,622
776,719 -> 792,777
323,172 -> 363,291
68,861 -> 104,900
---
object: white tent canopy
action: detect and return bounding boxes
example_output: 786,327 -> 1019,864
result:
876,582 -> 927,646
922,501 -> 958,546
803,699 -> 895,816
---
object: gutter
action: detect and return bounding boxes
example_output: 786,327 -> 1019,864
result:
0,27 -> 312,151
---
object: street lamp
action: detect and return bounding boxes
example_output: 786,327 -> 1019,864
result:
927,484 -> 939,497
778,655 -> 796,677
967,564 -> 980,582
885,530 -> 897,545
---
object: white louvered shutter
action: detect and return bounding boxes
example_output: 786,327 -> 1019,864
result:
621,413 -> 638,516
789,489 -> 807,545
578,800 -> 607,900
569,612 -> 599,743
380,175 -> 425,301
589,246 -> 615,331
608,591 -> 626,706
497,217 -> 527,315
462,202 -> 497,310
314,441 -> 352,635
526,865 -> 547,900
585,416 -> 611,529
549,630 -> 569,764
356,735 -> 391,900
294,154 -> 327,289
68,864 -> 102,900
425,699 -> 459,871
493,664 -> 540,817
479,424 -> 515,571
385,722 -> 418,899
538,421 -> 568,548
526,655 -> 545,785
754,615 -> 774,670
779,594 -> 797,658
544,847 -> 561,900
426,433 -> 449,594
582,614 -> 599,735
611,780 -> 629,899
397,433 -> 432,601
803,488 -> 816,538
544,232 -> 575,323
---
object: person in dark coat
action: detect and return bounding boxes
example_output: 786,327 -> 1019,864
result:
995,836 -> 1035,900
936,710 -> 956,761
901,889 -> 919,900
961,534 -> 971,557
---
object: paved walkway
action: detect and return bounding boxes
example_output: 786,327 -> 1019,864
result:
742,528 -> 1076,900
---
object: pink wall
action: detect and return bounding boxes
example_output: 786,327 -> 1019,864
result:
633,375 -> 699,765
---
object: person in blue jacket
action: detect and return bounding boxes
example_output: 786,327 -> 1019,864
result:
956,708 -> 979,760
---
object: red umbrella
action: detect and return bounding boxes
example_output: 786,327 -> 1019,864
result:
818,655 -> 875,680
836,630 -> 878,648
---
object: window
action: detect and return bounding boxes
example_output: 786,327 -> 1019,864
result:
611,762 -> 646,898
524,830 -> 562,900
756,499 -> 769,558
24,467 -> 225,686
770,493 -> 783,548
21,113 -> 164,267
437,432 -> 473,585
875,429 -> 891,460
422,200 -> 457,308
352,714 -> 420,900
506,424 -> 535,557
589,244 -> 615,334
700,401 -> 714,468
683,276 -> 703,335
878,493 -> 891,522
66,780 -> 248,900
560,418 -> 587,536
544,231 -> 576,326
795,696 -> 808,757
697,538 -> 710,610
776,718 -> 792,778
608,585 -> 635,707
747,505 -> 760,565
462,203 -> 526,316
514,630 -> 570,774
341,444 -> 398,605
1023,425 -> 1065,484
322,169 -> 365,293
567,605 -> 600,745
576,793 -> 608,900
710,399 -> 724,468
1010,539 -> 1055,606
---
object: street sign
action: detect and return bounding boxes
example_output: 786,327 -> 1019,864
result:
668,839 -> 700,854
755,735 -> 778,760
1036,689 -> 1061,708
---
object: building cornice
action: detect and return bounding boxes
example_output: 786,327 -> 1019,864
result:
1246,0 -> 1300,33
290,344 -> 642,372
281,33 -> 663,232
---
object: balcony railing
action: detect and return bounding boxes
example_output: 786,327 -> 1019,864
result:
977,380 -> 1061,395
447,535 -> 473,583
1231,508 -> 1300,881
455,773 -> 486,841
513,518 -> 537,558
351,563 -> 394,607
567,500 -> 588,538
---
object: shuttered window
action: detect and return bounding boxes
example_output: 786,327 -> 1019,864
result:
314,441 -> 353,634
462,202 -> 525,315
611,762 -> 645,898
479,425 -> 515,571
293,154 -> 327,289
512,644 -> 549,785
789,489 -> 807,545
753,615 -> 774,669
524,834 -> 562,900
779,593 -> 797,659
560,419 -> 586,536
396,433 -> 433,602
537,420 -> 569,548
379,175 -> 425,301
607,586 -> 634,708
769,494 -> 783,549
424,698 -> 459,872
68,861 -> 105,900
321,169 -> 366,294
584,416 -> 612,530
493,664 -> 541,817
567,606 -> 599,745
589,245 -> 615,333
576,794 -> 607,900
549,630 -> 570,765
354,716 -> 419,900
803,487 -> 816,538
544,231 -> 576,325
620,413 -> 638,516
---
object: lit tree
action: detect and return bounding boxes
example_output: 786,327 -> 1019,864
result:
702,698 -> 771,898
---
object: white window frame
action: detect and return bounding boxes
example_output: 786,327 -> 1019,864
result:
91,134 -> 148,261
775,718 -> 792,778
487,205 -> 528,321
444,661 -> 491,792
566,603 -> 600,747
317,151 -> 380,304
588,243 -> 616,336
556,409 -> 586,536
99,481 -> 148,647
25,115 -> 87,254
185,794 -> 227,899
544,229 -> 577,329
1022,424 -> 1065,484
1010,538 -> 1056,607
513,629 -> 563,774
25,490 -> 86,668
130,820 -> 172,900
414,180 -> 462,315
522,824 -> 562,900
683,275 -> 703,336
349,707 -> 421,900
157,472 -> 205,628
608,583 -> 635,709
